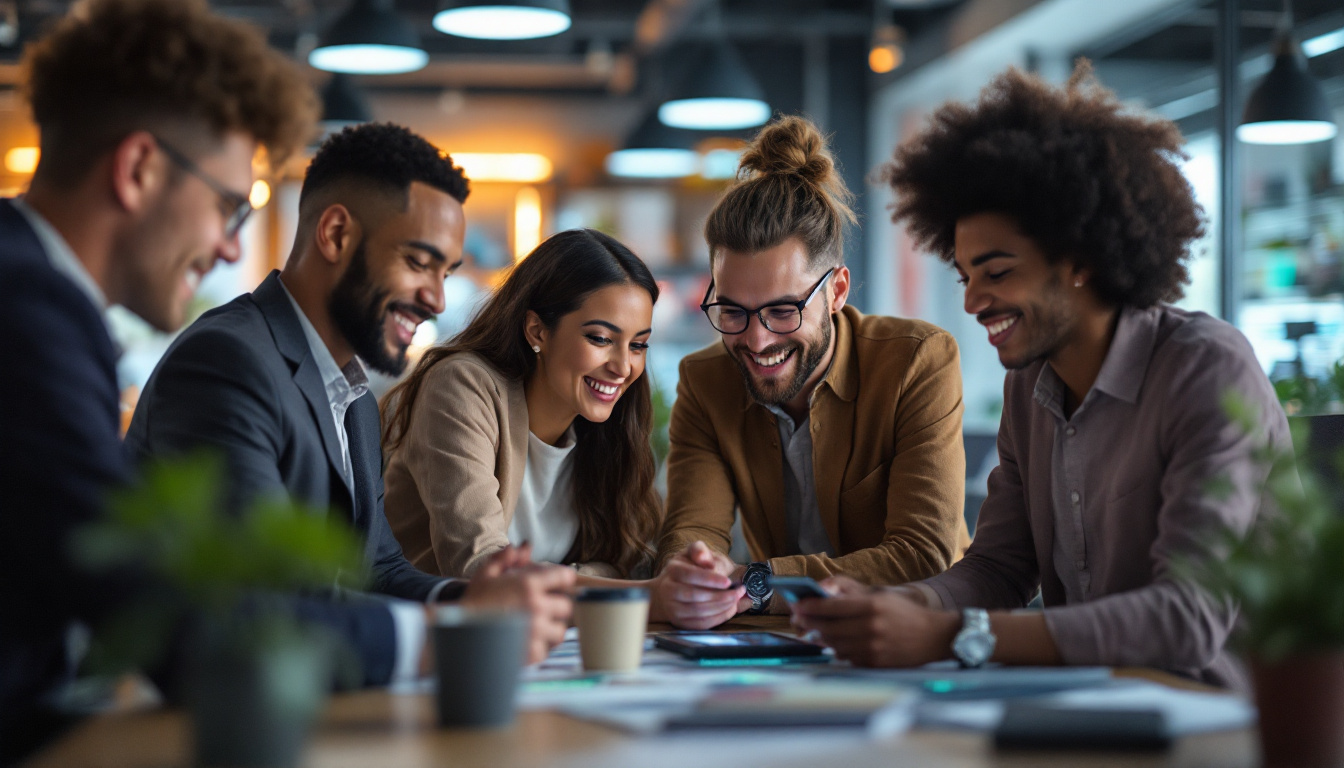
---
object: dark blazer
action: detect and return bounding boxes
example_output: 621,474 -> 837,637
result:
0,208 -> 410,765
125,271 -> 447,604
0,199 -> 132,762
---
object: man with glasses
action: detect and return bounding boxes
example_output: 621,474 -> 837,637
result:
652,116 -> 968,626
0,0 -> 316,760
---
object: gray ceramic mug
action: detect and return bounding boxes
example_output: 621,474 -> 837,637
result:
432,607 -> 530,728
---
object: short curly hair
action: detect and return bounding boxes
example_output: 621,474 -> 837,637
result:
300,123 -> 470,213
21,0 -> 317,184
880,62 -> 1204,308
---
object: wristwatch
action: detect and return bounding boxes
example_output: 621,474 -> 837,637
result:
951,607 -> 996,668
742,562 -> 773,613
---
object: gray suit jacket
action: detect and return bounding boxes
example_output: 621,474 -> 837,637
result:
126,271 -> 450,609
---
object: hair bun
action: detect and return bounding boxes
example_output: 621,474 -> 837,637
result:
738,115 -> 835,187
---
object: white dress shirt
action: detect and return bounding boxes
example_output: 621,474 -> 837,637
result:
279,281 -> 448,683
12,197 -> 107,315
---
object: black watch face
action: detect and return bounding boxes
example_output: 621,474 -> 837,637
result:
744,565 -> 770,598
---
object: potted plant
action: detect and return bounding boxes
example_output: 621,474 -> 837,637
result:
1190,396 -> 1344,768
75,452 -> 368,768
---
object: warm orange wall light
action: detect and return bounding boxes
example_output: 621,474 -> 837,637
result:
5,146 -> 39,174
454,153 -> 552,183
249,179 -> 271,209
513,186 -> 542,262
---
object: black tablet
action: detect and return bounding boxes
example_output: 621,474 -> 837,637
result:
653,631 -> 826,660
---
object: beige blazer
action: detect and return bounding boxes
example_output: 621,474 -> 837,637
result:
383,351 -> 618,578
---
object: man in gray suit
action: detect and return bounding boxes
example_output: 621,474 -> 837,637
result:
127,123 -> 574,674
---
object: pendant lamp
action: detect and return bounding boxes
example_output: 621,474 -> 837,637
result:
606,112 -> 701,179
433,0 -> 571,41
309,0 -> 429,75
658,43 -> 771,131
1238,6 -> 1338,144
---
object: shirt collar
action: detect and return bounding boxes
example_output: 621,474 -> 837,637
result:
1090,305 -> 1157,404
1032,304 -> 1158,412
278,280 -> 369,410
12,197 -> 108,312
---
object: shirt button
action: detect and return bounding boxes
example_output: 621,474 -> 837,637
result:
1070,490 -> 1080,504
1066,427 -> 1076,436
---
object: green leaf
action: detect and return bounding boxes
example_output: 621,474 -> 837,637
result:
75,450 -> 370,671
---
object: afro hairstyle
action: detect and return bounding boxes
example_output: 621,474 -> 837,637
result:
880,61 -> 1205,308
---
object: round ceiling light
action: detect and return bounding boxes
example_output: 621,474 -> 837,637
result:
606,112 -> 701,179
658,43 -> 770,131
658,98 -> 771,131
433,1 -> 571,40
605,149 -> 700,179
309,0 -> 428,75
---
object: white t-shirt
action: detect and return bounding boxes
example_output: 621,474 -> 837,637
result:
507,426 -> 579,564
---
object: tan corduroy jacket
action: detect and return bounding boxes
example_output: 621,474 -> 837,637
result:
656,305 -> 970,600
383,352 -> 619,578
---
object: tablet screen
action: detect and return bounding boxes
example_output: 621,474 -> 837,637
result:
674,633 -> 801,647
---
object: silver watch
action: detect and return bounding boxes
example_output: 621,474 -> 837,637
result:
951,607 -> 996,668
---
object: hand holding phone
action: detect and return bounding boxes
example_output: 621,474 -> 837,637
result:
767,576 -> 831,604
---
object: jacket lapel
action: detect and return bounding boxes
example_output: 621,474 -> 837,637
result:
344,395 -> 381,538
252,272 -> 350,491
500,374 -> 530,526
810,308 -> 861,555
810,396 -> 849,554
742,404 -> 789,558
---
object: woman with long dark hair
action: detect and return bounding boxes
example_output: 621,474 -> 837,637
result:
382,228 -> 664,593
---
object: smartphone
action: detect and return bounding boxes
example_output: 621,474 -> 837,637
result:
767,576 -> 830,603
653,631 -> 825,660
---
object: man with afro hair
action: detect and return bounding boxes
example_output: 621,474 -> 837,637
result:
792,64 -> 1286,691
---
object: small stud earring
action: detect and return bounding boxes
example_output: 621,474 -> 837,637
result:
531,345 -> 541,354
1074,279 -> 1083,288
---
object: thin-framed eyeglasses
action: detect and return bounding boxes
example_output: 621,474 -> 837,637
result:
152,136 -> 253,240
700,268 -> 835,335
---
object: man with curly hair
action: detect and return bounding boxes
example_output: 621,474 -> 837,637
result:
793,64 -> 1287,690
126,123 -> 576,681
0,1 -> 316,759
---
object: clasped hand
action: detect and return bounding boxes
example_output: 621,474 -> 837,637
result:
646,541 -> 752,629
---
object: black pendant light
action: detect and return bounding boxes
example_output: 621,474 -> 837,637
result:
606,112 -> 701,179
1238,4 -> 1338,145
658,42 -> 771,131
321,75 -> 373,126
309,0 -> 428,75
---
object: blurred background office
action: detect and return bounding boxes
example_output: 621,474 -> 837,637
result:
0,0 -> 1340,527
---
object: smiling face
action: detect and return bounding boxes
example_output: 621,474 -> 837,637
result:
953,211 -> 1084,370
118,131 -> 255,332
328,181 -> 466,375
710,237 -> 847,408
526,282 -> 654,432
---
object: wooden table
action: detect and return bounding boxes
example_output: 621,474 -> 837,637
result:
25,617 -> 1260,768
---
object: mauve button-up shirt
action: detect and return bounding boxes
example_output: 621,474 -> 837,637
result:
919,304 -> 1288,691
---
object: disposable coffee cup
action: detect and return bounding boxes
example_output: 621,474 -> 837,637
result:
432,607 -> 529,728
574,587 -> 650,672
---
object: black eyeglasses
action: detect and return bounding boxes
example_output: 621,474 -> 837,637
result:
700,268 -> 835,335
153,136 -> 253,239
